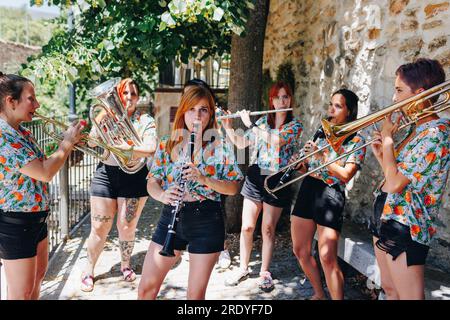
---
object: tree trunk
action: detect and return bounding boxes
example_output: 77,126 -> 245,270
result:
224,0 -> 270,233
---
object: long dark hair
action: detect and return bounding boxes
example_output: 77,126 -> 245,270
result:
0,72 -> 32,112
332,88 -> 359,122
331,88 -> 359,144
267,82 -> 293,129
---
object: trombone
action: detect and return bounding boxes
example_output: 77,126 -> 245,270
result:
216,108 -> 293,120
264,79 -> 450,196
34,112 -> 134,165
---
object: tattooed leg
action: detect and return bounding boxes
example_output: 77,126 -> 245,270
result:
85,210 -> 114,275
124,198 -> 139,223
119,240 -> 135,268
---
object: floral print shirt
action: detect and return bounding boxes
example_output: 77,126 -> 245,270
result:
0,118 -> 49,213
381,118 -> 450,246
307,133 -> 366,189
130,110 -> 157,142
244,115 -> 303,173
148,136 -> 243,202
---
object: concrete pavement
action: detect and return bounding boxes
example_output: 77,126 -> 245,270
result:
40,197 -> 371,300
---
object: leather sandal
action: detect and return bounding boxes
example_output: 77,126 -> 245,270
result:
258,271 -> 275,292
121,267 -> 136,282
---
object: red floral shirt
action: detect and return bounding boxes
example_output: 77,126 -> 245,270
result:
0,119 -> 49,213
381,119 -> 450,245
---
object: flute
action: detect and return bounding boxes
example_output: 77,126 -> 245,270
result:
217,108 -> 293,120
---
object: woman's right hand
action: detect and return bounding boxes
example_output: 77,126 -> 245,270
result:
62,121 -> 85,147
370,130 -> 383,162
159,184 -> 184,206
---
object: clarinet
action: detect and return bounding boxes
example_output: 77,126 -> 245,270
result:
277,127 -> 325,186
159,124 -> 198,257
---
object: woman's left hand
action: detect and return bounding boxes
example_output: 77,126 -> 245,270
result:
183,163 -> 206,184
380,113 -> 401,139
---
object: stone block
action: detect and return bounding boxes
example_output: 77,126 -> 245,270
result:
389,0 -> 410,15
424,2 -> 449,19
401,19 -> 419,31
399,36 -> 424,60
434,49 -> 450,67
368,28 -> 381,40
428,36 -> 447,52
422,20 -> 443,29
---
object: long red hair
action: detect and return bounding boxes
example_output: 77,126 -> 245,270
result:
166,85 -> 217,160
95,78 -> 139,123
116,78 -> 139,107
267,82 -> 293,128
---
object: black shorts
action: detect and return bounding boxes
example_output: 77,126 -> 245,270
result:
369,191 -> 388,237
152,200 -> 225,254
90,162 -> 149,199
0,210 -> 49,260
291,176 -> 345,232
376,219 -> 429,266
240,164 -> 291,208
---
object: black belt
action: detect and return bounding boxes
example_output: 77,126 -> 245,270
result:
0,213 -> 48,225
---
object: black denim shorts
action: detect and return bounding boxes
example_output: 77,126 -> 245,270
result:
152,200 -> 225,254
291,176 -> 345,232
90,162 -> 149,199
240,164 -> 292,208
376,219 -> 429,266
0,210 -> 49,260
369,191 -> 388,238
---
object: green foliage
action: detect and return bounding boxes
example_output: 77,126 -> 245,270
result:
0,7 -> 59,47
276,61 -> 295,96
24,0 -> 253,102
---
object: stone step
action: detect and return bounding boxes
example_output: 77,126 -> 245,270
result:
313,220 -> 450,300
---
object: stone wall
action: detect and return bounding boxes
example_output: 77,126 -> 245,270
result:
0,39 -> 40,73
263,0 -> 450,270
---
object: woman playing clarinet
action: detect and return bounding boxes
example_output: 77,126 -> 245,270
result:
138,85 -> 243,300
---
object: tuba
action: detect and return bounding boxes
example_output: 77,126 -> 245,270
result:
89,78 -> 146,174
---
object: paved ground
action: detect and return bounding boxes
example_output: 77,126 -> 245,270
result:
39,197 -> 373,300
